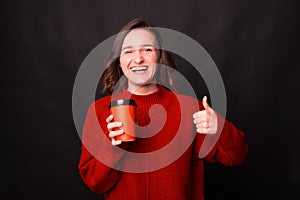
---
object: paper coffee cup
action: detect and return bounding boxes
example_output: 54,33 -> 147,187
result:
109,99 -> 137,142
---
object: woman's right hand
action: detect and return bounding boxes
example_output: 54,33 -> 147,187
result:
106,114 -> 124,146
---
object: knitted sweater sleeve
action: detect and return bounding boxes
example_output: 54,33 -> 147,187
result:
195,102 -> 248,166
78,103 -> 126,194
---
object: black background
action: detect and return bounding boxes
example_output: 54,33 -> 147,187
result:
2,0 -> 300,199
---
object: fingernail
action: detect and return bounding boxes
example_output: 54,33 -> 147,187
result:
119,129 -> 124,134
117,122 -> 122,126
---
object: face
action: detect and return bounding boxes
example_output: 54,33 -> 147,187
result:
119,28 -> 160,91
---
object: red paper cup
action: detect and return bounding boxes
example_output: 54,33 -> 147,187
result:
109,99 -> 137,142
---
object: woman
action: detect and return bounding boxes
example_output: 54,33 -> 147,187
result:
78,18 -> 247,200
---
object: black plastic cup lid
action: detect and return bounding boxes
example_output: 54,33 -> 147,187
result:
109,99 -> 137,109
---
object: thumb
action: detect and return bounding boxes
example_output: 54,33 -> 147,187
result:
202,96 -> 210,110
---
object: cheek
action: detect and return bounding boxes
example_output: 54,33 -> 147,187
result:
146,53 -> 160,63
119,56 -> 126,66
119,56 -> 130,68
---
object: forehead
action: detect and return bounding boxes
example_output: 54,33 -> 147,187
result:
122,28 -> 158,48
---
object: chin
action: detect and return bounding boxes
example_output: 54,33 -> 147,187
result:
132,78 -> 156,85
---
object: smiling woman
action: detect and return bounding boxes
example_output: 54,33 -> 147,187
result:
78,18 -> 248,200
101,18 -> 177,95
119,29 -> 160,94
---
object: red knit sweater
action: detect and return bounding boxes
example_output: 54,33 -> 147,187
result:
78,85 -> 248,200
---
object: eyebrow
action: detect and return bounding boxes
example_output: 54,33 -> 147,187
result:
121,44 -> 156,51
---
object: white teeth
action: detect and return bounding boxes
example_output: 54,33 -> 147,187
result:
131,66 -> 147,72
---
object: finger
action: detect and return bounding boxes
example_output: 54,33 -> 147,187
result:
109,129 -> 124,138
193,111 -> 200,118
201,122 -> 209,128
193,110 -> 207,118
193,110 -> 210,119
107,121 -> 123,131
197,128 -> 208,134
106,114 -> 114,123
111,138 -> 122,146
197,125 -> 214,133
196,122 -> 209,129
198,128 -> 216,134
193,115 -> 210,124
202,96 -> 210,110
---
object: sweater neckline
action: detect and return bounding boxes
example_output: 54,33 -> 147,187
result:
112,85 -> 171,106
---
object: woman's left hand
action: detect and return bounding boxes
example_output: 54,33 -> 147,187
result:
193,96 -> 218,134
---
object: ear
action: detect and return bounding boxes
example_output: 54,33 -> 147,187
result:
157,49 -> 163,64
159,57 -> 163,64
118,60 -> 123,69
158,52 -> 163,64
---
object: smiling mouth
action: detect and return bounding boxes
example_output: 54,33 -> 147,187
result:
130,66 -> 148,72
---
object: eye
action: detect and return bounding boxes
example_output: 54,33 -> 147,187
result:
144,48 -> 153,52
123,50 -> 132,54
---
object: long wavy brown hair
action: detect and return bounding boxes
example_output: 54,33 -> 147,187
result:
101,18 -> 177,94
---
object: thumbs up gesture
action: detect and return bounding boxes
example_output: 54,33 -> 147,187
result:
193,96 -> 218,134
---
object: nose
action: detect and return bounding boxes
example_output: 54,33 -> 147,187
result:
133,52 -> 144,64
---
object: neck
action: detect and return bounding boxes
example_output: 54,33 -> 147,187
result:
127,83 -> 158,95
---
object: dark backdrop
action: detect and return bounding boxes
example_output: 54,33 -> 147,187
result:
2,0 -> 300,199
